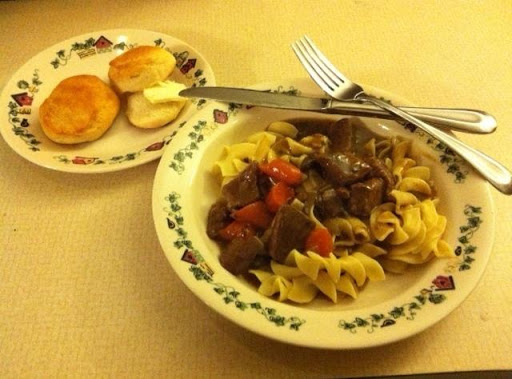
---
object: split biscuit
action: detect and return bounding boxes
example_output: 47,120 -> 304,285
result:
125,91 -> 186,129
108,46 -> 176,93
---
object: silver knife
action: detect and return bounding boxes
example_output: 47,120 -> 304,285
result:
180,86 -> 496,134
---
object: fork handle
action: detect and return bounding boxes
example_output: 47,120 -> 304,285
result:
358,93 -> 512,195
399,106 -> 496,134
328,100 -> 496,134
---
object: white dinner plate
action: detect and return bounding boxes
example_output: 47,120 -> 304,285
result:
0,29 -> 215,173
152,78 -> 495,349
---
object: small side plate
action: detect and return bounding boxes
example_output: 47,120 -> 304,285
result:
0,29 -> 215,173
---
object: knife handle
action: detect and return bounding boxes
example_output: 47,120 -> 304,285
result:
328,101 -> 496,134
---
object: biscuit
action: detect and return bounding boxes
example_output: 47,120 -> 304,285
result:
125,91 -> 186,129
39,75 -> 120,144
108,46 -> 176,93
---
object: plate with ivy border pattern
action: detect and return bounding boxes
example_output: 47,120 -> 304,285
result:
0,29 -> 215,173
152,78 -> 495,349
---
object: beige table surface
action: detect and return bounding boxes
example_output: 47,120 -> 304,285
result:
1,1 -> 511,377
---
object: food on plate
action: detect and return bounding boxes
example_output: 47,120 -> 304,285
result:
108,45 -> 187,128
38,75 -> 120,144
126,89 -> 186,129
108,45 -> 176,93
206,117 -> 454,304
142,80 -> 187,103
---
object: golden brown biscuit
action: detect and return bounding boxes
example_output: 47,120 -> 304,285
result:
108,46 -> 176,93
39,75 -> 120,144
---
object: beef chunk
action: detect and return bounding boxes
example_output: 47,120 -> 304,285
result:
292,117 -> 353,153
206,199 -> 231,240
221,162 -> 261,209
293,118 -> 332,139
348,177 -> 385,217
335,186 -> 350,200
328,118 -> 353,152
315,188 -> 346,219
256,171 -> 274,197
267,205 -> 316,263
220,236 -> 265,275
365,156 -> 395,195
314,152 -> 372,187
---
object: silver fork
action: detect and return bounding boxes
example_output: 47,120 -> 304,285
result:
292,35 -> 512,195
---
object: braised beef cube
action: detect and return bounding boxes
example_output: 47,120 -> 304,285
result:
328,118 -> 353,152
365,156 -> 395,195
350,117 -> 382,156
220,236 -> 265,275
251,254 -> 271,270
292,118 -> 353,151
314,152 -> 372,187
293,118 -> 332,139
348,177 -> 385,217
206,199 -> 231,240
335,186 -> 350,200
257,171 -> 274,197
297,155 -> 315,171
221,162 -> 261,209
315,188 -> 346,219
267,205 -> 316,263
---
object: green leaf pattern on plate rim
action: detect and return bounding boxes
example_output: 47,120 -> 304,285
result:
7,70 -> 43,151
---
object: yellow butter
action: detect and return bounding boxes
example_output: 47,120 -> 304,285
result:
143,81 -> 187,104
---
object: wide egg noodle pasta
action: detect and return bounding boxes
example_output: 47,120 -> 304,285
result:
306,251 -> 342,283
370,188 -> 454,266
287,276 -> 319,304
214,123 -> 321,183
284,137 -> 314,156
335,275 -> 358,299
265,121 -> 298,138
250,249 -> 385,304
249,270 -> 292,302
404,166 -> 431,181
391,189 -> 419,208
354,243 -> 387,258
324,217 -> 371,247
389,206 -> 423,245
352,252 -> 386,281
214,142 -> 256,178
370,203 -> 408,243
365,137 -> 454,269
250,131 -> 277,162
398,177 -> 432,196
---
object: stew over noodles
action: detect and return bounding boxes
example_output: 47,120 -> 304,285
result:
206,117 -> 453,304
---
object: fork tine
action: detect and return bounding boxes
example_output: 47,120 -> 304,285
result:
299,36 -> 344,87
302,35 -> 348,84
292,41 -> 336,95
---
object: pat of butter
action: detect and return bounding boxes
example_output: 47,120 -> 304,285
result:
143,81 -> 187,104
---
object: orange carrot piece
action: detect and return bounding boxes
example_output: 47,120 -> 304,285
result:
265,181 -> 295,213
232,201 -> 273,229
218,220 -> 255,241
259,158 -> 303,186
305,228 -> 333,257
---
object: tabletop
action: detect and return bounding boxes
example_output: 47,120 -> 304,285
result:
1,1 -> 511,377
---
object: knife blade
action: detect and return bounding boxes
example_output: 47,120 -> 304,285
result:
179,86 -> 496,134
